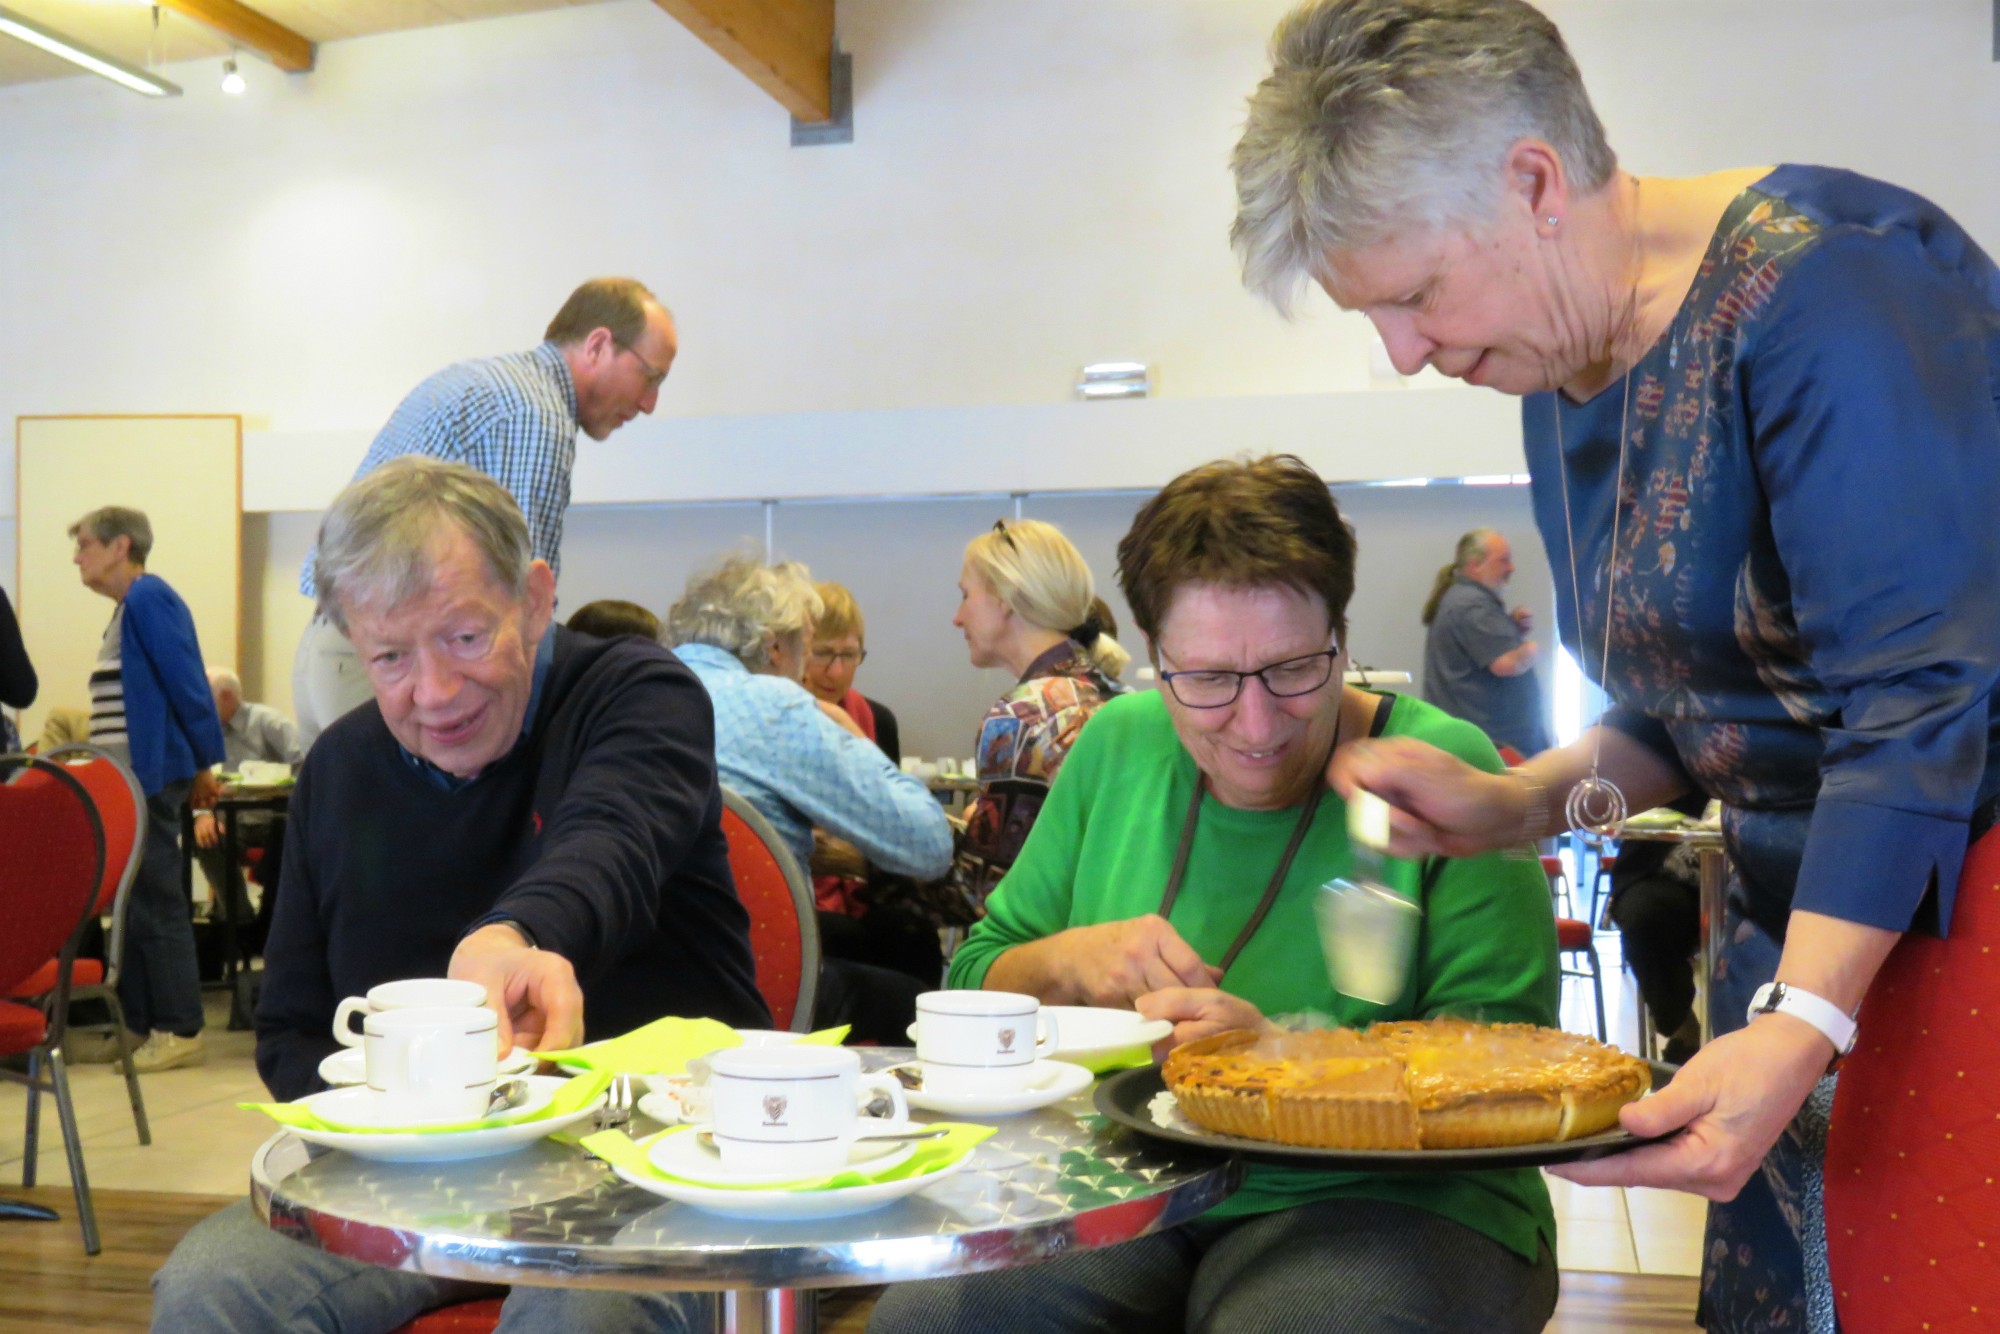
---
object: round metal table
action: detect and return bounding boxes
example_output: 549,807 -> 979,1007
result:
250,1052 -> 1241,1334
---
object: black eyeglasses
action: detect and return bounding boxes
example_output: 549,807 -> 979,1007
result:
617,341 -> 670,390
991,519 -> 1016,550
809,646 -> 867,668
1157,641 -> 1341,709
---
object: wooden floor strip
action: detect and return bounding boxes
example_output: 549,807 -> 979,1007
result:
0,1187 -> 1699,1331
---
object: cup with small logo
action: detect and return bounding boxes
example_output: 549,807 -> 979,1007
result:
705,1045 -> 909,1173
914,990 -> 1061,1096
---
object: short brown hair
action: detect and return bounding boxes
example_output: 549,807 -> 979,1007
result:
1116,454 -> 1356,646
566,599 -> 661,641
544,277 -> 668,348
813,582 -> 864,643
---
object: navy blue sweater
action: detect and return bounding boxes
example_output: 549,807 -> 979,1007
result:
256,628 -> 771,1100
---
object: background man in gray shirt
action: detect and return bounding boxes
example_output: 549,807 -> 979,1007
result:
1420,529 -> 1552,759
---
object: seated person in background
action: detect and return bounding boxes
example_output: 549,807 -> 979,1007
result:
36,705 -> 90,752
664,554 -> 952,1033
190,667 -> 303,953
804,581 -> 900,764
871,457 -> 1561,1334
949,518 -> 1128,908
1606,796 -> 1710,1066
566,597 -> 661,641
154,458 -> 767,1334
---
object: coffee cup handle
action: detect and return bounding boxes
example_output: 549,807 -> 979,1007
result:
332,997 -> 370,1048
1035,1012 -> 1061,1057
857,1074 -> 909,1123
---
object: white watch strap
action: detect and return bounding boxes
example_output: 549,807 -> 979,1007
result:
1748,982 -> 1858,1056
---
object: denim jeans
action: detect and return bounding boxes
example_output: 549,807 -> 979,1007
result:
117,779 -> 205,1038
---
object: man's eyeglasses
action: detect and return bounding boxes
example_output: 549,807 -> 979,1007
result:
618,342 -> 670,391
809,646 -> 867,668
1157,641 -> 1341,709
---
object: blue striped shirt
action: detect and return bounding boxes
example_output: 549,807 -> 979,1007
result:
302,342 -> 579,597
674,642 -> 952,880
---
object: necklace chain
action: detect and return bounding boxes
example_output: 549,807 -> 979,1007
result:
1551,179 -> 1644,843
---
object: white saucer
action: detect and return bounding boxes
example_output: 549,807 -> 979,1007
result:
318,1045 -> 538,1088
904,1009 -> 1171,1075
646,1126 -> 915,1187
899,1059 -> 1094,1116
282,1076 -> 595,1162
305,1079 -> 557,1132
609,1147 -> 972,1220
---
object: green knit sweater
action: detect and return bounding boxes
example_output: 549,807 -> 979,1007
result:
948,689 -> 1560,1262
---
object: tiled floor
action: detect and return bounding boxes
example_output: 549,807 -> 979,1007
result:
4,951 -> 1709,1279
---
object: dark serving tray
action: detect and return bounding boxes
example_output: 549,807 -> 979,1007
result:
1092,1059 -> 1678,1173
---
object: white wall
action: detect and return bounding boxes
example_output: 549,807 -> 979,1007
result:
3,0 -> 1994,739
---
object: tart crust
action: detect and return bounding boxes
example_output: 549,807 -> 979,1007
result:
1161,1020 -> 1650,1151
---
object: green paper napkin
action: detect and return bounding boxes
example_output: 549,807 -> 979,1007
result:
540,1018 -> 851,1075
583,1122 -> 994,1192
243,1071 -> 613,1135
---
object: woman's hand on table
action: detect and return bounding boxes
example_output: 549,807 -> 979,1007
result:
1326,737 -> 1526,858
987,915 -> 1220,1007
1548,1014 -> 1832,1200
1136,988 -> 1269,1061
448,922 -> 584,1055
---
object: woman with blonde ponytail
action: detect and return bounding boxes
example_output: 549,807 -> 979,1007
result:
950,519 -> 1128,906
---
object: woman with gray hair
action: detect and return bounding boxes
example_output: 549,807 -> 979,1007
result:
1234,1 -> 2000,1327
665,554 -> 951,1040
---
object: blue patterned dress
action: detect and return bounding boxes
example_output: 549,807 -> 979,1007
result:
1523,166 -> 2000,1332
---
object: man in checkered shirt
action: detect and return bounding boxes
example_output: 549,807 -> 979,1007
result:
291,277 -> 678,745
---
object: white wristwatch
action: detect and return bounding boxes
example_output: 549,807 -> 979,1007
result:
1747,982 -> 1858,1058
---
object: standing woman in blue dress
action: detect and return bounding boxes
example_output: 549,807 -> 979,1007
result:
1229,2 -> 2000,1329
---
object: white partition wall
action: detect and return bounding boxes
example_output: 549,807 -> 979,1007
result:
16,415 -> 241,744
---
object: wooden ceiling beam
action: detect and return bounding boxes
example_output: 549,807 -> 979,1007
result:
157,0 -> 313,73
651,0 -> 835,122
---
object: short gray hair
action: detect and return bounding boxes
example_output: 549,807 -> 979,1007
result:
68,506 -> 153,565
1231,0 -> 1616,313
663,553 -> 823,671
313,457 -> 532,634
206,666 -> 243,699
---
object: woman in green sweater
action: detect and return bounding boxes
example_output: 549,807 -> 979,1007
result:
869,456 -> 1562,1334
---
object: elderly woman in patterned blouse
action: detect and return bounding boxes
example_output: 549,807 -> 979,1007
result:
1230,1 -> 2000,1328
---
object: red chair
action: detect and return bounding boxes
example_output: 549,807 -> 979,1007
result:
719,787 -> 821,1032
1540,857 -> 1607,1042
8,744 -> 150,1144
387,1297 -> 505,1334
0,754 -> 111,1254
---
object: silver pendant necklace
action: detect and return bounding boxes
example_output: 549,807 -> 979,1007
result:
1551,181 -> 1644,847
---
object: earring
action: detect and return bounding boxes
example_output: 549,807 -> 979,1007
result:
1545,216 -> 1560,227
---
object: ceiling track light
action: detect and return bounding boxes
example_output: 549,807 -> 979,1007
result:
1077,362 -> 1152,401
0,3 -> 180,98
221,55 -> 244,95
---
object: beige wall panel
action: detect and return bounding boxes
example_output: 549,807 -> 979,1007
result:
16,416 -> 241,745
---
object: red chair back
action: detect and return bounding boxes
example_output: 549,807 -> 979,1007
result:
44,745 -> 143,917
0,757 -> 104,997
718,788 -> 820,1032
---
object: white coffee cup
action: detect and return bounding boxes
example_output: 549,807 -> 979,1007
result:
354,1005 -> 500,1122
332,978 -> 489,1048
914,990 -> 1060,1096
706,1045 -> 909,1173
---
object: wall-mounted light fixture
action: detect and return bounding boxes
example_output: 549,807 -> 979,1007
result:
220,55 -> 244,95
1077,362 -> 1151,401
0,3 -> 181,97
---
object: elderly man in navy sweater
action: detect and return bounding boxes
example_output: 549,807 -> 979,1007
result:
153,457 -> 768,1333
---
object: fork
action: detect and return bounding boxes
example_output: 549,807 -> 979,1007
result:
597,1073 -> 635,1131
